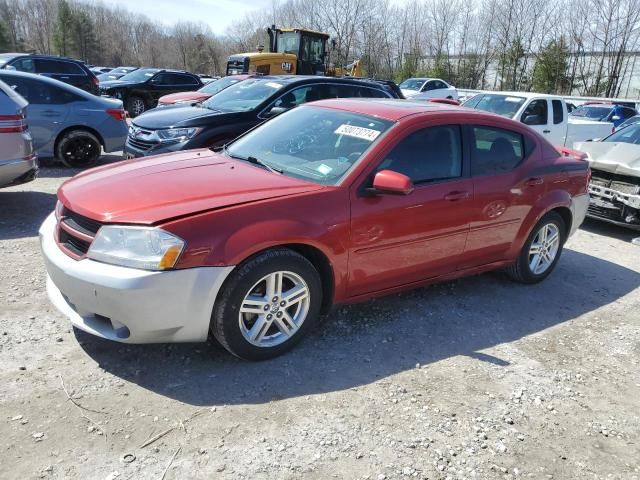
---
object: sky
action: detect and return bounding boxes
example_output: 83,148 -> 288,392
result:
80,0 -> 408,33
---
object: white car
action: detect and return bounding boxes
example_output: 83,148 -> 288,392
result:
0,79 -> 37,189
399,78 -> 458,100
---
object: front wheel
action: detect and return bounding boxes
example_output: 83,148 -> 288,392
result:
507,211 -> 566,284
211,248 -> 323,360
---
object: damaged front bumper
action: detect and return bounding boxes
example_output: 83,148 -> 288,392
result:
588,171 -> 640,230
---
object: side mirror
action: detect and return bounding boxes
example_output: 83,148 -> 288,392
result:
371,170 -> 414,195
523,114 -> 543,125
265,106 -> 288,118
4,65 -> 16,71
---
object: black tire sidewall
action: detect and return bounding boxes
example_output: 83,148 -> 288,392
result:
126,96 -> 145,117
518,212 -> 566,283
212,250 -> 323,361
57,130 -> 101,168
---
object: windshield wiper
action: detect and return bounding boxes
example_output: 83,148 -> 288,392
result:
225,151 -> 283,174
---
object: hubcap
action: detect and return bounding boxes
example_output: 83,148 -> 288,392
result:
132,99 -> 145,116
529,223 -> 560,275
238,271 -> 310,348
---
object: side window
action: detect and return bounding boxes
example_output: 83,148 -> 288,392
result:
552,100 -> 564,125
352,86 -> 389,98
422,81 -> 436,91
521,99 -> 548,125
621,107 -> 636,119
433,81 -> 447,90
4,77 -> 51,104
377,125 -> 462,183
300,36 -> 324,63
273,85 -> 330,108
12,58 -> 36,73
471,126 -> 524,176
35,59 -> 63,74
59,61 -> 84,74
173,74 -> 198,85
152,73 -> 171,85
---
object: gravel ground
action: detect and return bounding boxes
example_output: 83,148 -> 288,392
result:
1,158 -> 639,480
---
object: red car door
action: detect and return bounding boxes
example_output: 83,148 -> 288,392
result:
347,123 -> 473,297
460,124 -> 547,268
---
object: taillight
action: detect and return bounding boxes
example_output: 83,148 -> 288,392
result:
0,113 -> 27,133
106,108 -> 127,122
92,76 -> 99,86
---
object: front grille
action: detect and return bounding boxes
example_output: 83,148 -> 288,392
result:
591,169 -> 640,194
127,136 -> 157,151
57,208 -> 103,258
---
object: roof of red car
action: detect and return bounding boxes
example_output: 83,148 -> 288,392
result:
309,98 -> 479,122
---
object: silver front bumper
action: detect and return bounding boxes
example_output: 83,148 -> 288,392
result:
39,213 -> 234,343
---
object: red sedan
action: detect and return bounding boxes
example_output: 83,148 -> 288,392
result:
40,100 -> 590,360
157,75 -> 252,106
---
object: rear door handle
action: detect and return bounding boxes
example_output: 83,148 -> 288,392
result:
525,177 -> 544,186
543,130 -> 551,133
41,110 -> 60,117
444,191 -> 470,201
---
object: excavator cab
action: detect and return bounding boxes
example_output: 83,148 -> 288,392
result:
226,27 -> 329,76
269,27 -> 328,75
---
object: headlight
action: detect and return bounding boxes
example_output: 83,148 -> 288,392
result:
156,127 -> 202,143
87,226 -> 185,271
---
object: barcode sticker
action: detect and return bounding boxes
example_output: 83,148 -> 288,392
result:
334,124 -> 381,141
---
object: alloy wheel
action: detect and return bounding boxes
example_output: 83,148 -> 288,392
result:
238,271 -> 310,348
528,223 -> 560,275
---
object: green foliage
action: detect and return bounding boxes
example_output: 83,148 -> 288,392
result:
0,20 -> 9,52
499,39 -> 526,90
532,37 -> 571,93
72,9 -> 100,62
53,0 -> 74,56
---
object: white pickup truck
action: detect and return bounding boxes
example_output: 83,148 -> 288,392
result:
463,91 -> 613,146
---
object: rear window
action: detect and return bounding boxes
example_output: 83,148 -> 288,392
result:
471,126 -> 525,175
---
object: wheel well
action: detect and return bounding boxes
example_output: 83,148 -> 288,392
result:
54,126 -> 105,156
243,244 -> 334,314
550,206 -> 572,238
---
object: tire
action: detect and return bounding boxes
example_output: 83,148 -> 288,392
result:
507,211 -> 566,284
211,248 -> 323,360
126,96 -> 146,117
56,130 -> 102,168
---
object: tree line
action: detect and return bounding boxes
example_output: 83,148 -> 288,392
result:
1,0 -> 639,97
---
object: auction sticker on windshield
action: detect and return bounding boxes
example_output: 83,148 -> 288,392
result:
334,124 -> 381,141
265,82 -> 283,89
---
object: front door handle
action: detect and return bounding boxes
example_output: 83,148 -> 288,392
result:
543,130 -> 551,133
525,177 -> 544,186
444,191 -> 470,201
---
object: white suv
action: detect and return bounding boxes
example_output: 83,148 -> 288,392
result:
0,79 -> 37,188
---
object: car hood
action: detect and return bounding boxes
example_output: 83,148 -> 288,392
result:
159,91 -> 211,104
401,89 -> 419,97
58,149 -> 324,224
573,141 -> 640,177
131,105 -> 228,128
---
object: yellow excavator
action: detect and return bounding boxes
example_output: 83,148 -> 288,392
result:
226,26 -> 362,77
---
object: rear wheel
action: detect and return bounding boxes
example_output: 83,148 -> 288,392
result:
507,211 -> 566,284
126,96 -> 146,117
211,248 -> 322,360
56,130 -> 102,168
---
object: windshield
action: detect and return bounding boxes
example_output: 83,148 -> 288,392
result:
277,32 -> 300,55
111,67 -> 136,75
0,54 -> 18,66
570,105 -> 612,120
604,124 -> 640,145
201,78 -> 285,112
464,94 -> 526,118
399,79 -> 426,91
201,76 -> 242,95
226,105 -> 394,185
118,68 -> 159,82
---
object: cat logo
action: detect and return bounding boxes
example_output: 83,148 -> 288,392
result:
281,62 -> 293,72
